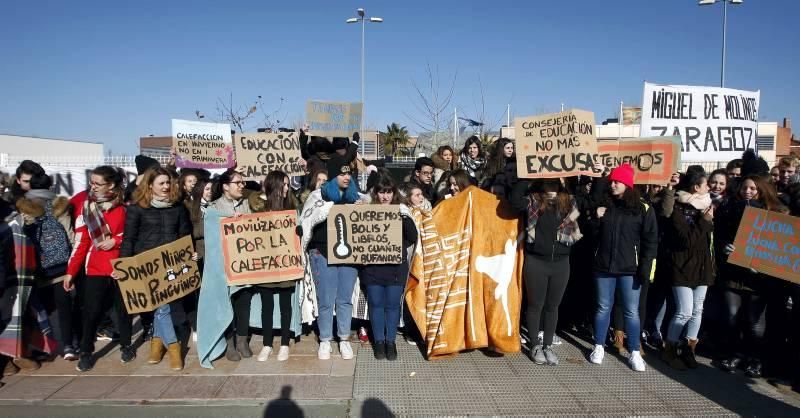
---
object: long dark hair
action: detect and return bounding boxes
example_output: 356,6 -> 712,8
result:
531,180 -> 570,217
263,171 -> 296,211
737,174 -> 784,212
676,169 -> 708,194
484,138 -> 513,180
91,165 -> 125,205
369,169 -> 401,205
602,182 -> 643,215
189,179 -> 211,223
211,169 -> 241,201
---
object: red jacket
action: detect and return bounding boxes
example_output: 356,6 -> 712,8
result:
67,203 -> 126,277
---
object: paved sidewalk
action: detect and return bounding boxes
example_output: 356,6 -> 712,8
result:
0,335 -> 355,405
353,331 -> 800,417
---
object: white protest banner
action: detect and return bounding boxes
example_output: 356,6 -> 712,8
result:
235,132 -> 304,180
306,101 -> 362,138
515,109 -> 598,178
640,82 -> 760,162
172,119 -> 235,169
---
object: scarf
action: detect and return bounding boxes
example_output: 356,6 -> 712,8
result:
200,198 -> 209,216
459,153 -> 485,179
676,191 -> 712,211
526,195 -> 582,246
83,191 -> 118,249
321,179 -> 360,204
151,198 -> 173,209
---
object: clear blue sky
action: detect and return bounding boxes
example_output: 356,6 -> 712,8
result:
1,0 -> 798,155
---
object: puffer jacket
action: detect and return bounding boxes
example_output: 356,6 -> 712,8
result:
714,198 -> 767,292
120,203 -> 192,258
663,199 -> 715,288
591,198 -> 658,278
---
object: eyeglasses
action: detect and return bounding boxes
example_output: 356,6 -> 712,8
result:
228,181 -> 246,186
90,182 -> 109,187
418,170 -> 433,177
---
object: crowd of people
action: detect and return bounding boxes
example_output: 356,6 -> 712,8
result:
0,131 -> 798,395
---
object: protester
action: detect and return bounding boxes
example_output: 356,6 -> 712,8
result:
362,173 -> 417,360
776,156 -> 799,197
660,169 -> 714,370
0,171 -> 11,202
179,170 -> 199,203
188,179 -> 212,267
588,163 -> 658,372
209,169 -> 254,361
407,157 -> 436,204
400,183 -> 431,211
770,166 -> 780,184
120,166 -> 194,371
300,155 -> 366,360
511,178 -> 581,365
708,169 -> 729,208
300,168 -> 328,205
726,159 -> 743,179
482,138 -> 515,197
444,169 -> 473,201
458,135 -> 485,182
125,155 -> 160,202
715,174 -> 785,378
432,145 -> 457,185
245,171 -> 300,362
16,173 -> 78,360
64,166 -> 132,372
9,160 -> 45,205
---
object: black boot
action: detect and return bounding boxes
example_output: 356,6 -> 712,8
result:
236,335 -> 252,358
225,336 -> 241,362
745,358 -> 763,378
386,342 -> 398,361
373,341 -> 386,360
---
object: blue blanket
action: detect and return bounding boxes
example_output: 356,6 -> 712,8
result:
197,209 -> 301,369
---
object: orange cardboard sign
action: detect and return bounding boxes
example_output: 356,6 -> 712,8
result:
595,136 -> 681,185
220,211 -> 303,285
728,206 -> 800,285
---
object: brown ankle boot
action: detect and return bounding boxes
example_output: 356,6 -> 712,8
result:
167,343 -> 183,371
661,341 -> 687,371
613,330 -> 625,353
148,337 -> 165,364
681,339 -> 699,369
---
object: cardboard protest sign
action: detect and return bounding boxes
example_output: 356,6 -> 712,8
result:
595,136 -> 681,185
515,109 -> 598,178
235,132 -> 304,180
327,205 -> 402,265
729,207 -> 800,285
641,82 -> 760,162
306,100 -> 363,138
112,236 -> 199,314
172,119 -> 235,169
220,211 -> 303,286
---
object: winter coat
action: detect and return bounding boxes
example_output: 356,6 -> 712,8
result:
67,204 -> 126,277
246,192 -> 300,289
431,153 -> 454,185
359,215 -> 418,286
120,204 -> 192,258
714,198 -> 768,292
16,195 -> 74,280
591,197 -> 658,278
662,196 -> 715,288
0,223 -> 11,290
510,181 -> 581,261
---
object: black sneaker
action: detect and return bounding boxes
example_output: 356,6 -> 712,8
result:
142,325 -> 154,341
745,359 -> 762,378
76,354 -> 93,372
386,342 -> 398,361
120,345 -> 137,363
720,356 -> 742,373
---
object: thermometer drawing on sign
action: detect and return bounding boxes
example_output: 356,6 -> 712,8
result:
333,214 -> 352,259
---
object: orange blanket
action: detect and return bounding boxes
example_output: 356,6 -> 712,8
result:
406,186 -> 523,359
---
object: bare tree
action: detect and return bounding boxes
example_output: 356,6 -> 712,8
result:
461,75 -> 511,138
196,94 -> 287,133
405,62 -> 457,153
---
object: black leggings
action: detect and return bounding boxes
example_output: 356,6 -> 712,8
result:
523,255 -> 570,346
80,276 -> 131,354
232,288 -> 255,337
256,287 -> 293,346
724,288 -> 767,359
51,282 -> 81,349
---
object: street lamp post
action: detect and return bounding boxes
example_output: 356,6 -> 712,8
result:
347,8 -> 383,156
699,0 -> 743,88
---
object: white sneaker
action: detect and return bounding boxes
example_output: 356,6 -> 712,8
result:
318,341 -> 332,360
629,350 -> 646,372
537,331 -> 544,345
192,331 -> 197,342
277,345 -> 290,361
589,344 -> 605,364
339,341 -> 354,360
257,346 -> 272,362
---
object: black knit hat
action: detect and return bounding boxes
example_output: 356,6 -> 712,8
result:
135,155 -> 160,175
327,156 -> 352,178
332,137 -> 349,151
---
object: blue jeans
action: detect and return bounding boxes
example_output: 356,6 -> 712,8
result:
667,286 -> 707,342
366,284 -> 404,343
594,273 -> 641,352
310,250 -> 358,342
154,303 -> 177,346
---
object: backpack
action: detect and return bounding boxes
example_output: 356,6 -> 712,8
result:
33,201 -> 72,270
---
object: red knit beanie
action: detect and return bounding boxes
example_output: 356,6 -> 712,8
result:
608,163 -> 635,189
